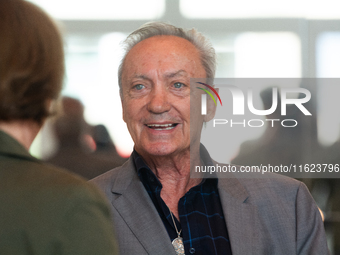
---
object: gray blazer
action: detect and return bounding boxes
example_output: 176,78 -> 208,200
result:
91,158 -> 329,255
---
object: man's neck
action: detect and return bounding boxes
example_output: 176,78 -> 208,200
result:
0,120 -> 41,150
137,145 -> 203,219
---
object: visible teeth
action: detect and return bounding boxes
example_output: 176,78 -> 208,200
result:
147,124 -> 174,127
155,126 -> 174,130
147,123 -> 176,130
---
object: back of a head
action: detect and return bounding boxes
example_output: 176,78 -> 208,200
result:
54,116 -> 86,144
93,124 -> 114,150
53,97 -> 87,144
0,0 -> 64,124
61,97 -> 85,118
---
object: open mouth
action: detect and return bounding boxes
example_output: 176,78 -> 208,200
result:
146,123 -> 178,130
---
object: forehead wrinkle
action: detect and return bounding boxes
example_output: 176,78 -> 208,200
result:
163,70 -> 188,79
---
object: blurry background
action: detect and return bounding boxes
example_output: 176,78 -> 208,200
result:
27,0 -> 340,253
27,0 -> 340,158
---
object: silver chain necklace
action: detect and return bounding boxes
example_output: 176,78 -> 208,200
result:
168,206 -> 185,255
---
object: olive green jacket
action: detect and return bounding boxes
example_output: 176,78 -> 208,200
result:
0,130 -> 118,255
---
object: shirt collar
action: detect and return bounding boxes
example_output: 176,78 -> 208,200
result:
132,150 -> 162,190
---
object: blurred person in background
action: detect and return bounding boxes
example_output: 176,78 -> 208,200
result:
0,0 -> 118,254
92,124 -> 126,166
46,97 -> 126,179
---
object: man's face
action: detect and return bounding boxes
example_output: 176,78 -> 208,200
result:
121,35 -> 207,157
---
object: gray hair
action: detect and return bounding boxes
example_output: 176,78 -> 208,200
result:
118,21 -> 216,90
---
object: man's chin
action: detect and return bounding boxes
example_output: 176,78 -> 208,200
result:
137,143 -> 189,158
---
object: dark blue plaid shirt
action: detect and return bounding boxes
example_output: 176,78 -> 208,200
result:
133,146 -> 232,255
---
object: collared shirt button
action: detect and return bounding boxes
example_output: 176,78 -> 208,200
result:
189,247 -> 195,254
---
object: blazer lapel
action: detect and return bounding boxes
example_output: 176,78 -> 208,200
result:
110,160 -> 176,255
108,157 -> 261,254
218,177 -> 259,255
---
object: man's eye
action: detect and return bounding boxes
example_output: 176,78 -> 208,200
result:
134,84 -> 145,90
174,82 -> 184,89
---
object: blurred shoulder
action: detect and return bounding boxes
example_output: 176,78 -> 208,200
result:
2,156 -> 109,206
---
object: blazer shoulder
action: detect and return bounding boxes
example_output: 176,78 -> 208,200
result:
232,173 -> 310,209
218,163 -> 305,205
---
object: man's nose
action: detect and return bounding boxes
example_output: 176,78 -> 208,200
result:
147,86 -> 171,114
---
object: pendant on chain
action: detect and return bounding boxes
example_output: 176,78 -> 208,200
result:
172,237 -> 185,255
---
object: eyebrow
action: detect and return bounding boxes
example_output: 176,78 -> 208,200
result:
130,70 -> 188,82
131,74 -> 149,80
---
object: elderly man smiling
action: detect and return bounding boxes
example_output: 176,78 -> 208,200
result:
91,22 -> 329,255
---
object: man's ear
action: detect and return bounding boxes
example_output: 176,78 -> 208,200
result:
203,88 -> 218,122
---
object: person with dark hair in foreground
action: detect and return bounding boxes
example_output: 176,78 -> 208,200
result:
91,22 -> 329,254
0,0 -> 118,254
